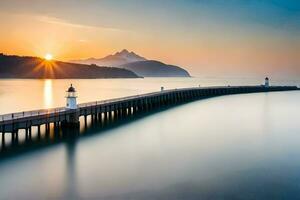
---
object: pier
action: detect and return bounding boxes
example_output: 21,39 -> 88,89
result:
0,85 -> 298,143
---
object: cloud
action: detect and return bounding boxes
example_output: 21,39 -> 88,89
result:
36,15 -> 128,33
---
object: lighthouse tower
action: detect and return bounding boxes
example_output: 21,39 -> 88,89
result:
264,77 -> 270,87
66,84 -> 77,109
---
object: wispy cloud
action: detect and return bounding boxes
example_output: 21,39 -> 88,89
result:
36,15 -> 129,33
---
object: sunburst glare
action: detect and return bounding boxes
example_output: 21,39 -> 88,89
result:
44,53 -> 53,61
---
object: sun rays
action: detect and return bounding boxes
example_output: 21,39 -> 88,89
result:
31,57 -> 64,79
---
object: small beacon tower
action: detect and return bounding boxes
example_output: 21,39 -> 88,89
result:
66,84 -> 77,109
64,84 -> 79,127
264,77 -> 270,87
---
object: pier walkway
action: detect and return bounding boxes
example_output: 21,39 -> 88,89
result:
0,85 -> 298,140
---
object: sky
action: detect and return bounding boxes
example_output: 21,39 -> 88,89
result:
0,0 -> 299,78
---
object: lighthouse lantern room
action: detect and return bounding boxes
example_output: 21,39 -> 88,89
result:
265,77 -> 270,87
66,84 -> 77,109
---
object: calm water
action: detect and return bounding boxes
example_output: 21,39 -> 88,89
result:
0,78 -> 300,200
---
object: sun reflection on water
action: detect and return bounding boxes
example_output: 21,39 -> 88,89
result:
44,79 -> 53,108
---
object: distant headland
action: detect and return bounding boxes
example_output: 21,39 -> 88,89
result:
0,53 -> 139,79
0,50 -> 191,79
71,49 -> 191,77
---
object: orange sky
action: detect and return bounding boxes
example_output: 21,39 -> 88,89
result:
0,0 -> 299,78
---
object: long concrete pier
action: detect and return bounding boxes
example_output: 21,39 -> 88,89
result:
0,85 -> 298,142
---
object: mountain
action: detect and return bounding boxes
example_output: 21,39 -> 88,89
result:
120,60 -> 191,77
0,53 -> 139,79
71,49 -> 191,77
71,49 -> 147,66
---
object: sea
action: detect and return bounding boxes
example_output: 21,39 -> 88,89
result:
0,77 -> 300,200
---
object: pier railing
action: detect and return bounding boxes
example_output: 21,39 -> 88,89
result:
0,86 -> 196,121
0,85 -> 298,124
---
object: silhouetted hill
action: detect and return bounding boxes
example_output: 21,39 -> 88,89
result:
71,49 -> 191,77
71,49 -> 147,66
0,53 -> 139,79
120,60 -> 191,77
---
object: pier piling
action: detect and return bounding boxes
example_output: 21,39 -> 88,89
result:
0,85 -> 298,138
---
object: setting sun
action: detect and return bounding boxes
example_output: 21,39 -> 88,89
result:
45,53 -> 53,61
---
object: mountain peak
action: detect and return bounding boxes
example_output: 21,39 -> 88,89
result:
69,49 -> 191,77
112,49 -> 147,63
71,49 -> 147,67
119,49 -> 129,54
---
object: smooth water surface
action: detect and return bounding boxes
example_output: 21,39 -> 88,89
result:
0,78 -> 300,200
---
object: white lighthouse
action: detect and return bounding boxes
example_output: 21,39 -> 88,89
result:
265,77 -> 270,87
66,84 -> 77,109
